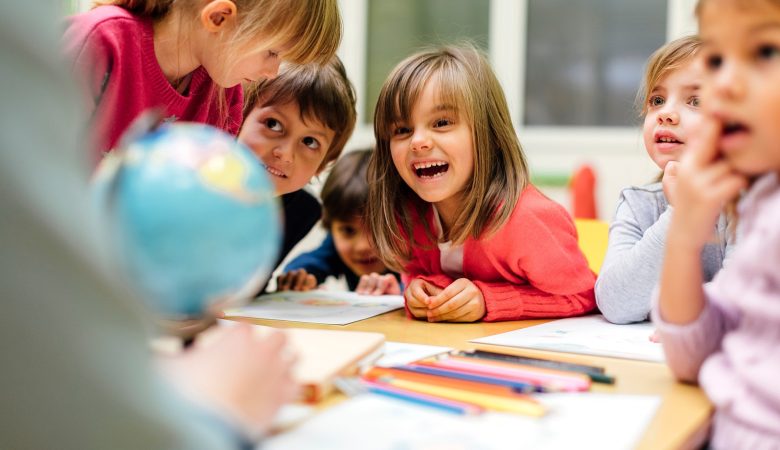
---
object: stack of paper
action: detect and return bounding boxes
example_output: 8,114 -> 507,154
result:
225,290 -> 404,325
471,314 -> 665,363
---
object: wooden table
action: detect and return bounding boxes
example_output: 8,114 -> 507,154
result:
234,310 -> 712,450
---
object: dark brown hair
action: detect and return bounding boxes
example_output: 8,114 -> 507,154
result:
320,149 -> 372,228
241,56 -> 357,171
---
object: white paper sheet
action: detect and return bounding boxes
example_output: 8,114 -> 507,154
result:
471,314 -> 665,363
224,290 -> 404,325
264,393 -> 660,450
374,341 -> 453,367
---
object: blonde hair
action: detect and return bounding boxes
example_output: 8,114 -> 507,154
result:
638,35 -> 702,117
241,56 -> 357,172
93,0 -> 342,133
93,0 -> 342,66
368,44 -> 529,271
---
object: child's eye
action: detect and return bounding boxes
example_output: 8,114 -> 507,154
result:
264,118 -> 283,132
338,225 -> 357,237
757,44 -> 780,61
268,50 -> 279,59
433,118 -> 453,128
302,136 -> 321,150
687,96 -> 701,107
392,125 -> 411,136
705,53 -> 723,71
649,95 -> 665,107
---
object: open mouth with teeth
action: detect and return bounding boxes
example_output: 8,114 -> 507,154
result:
413,161 -> 449,179
656,136 -> 682,144
263,164 -> 287,178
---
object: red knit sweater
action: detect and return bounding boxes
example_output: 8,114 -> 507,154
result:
402,186 -> 597,322
63,6 -> 243,164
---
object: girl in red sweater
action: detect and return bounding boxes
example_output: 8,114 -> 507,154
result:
63,0 -> 341,163
367,45 -> 596,323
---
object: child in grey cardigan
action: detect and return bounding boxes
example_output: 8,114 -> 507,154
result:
595,36 -> 734,324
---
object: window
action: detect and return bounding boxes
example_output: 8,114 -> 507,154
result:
524,0 -> 667,126
344,0 -> 688,130
364,0 -> 490,121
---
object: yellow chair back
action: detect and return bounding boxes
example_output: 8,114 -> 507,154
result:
574,219 -> 609,274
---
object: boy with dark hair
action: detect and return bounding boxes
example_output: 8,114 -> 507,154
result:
278,150 -> 401,295
238,57 -> 356,286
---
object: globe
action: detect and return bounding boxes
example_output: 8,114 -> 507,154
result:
93,122 -> 280,318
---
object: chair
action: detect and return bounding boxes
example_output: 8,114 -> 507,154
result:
574,219 -> 609,274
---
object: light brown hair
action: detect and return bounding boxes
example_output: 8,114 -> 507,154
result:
240,56 -> 357,172
368,44 -> 529,271
638,35 -> 702,117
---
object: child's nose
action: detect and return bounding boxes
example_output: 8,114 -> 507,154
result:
410,129 -> 431,152
272,143 -> 293,163
355,236 -> 373,252
657,108 -> 679,125
713,62 -> 746,101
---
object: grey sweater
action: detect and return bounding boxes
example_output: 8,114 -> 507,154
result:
595,183 -> 734,324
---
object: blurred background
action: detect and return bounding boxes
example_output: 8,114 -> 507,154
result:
332,0 -> 697,219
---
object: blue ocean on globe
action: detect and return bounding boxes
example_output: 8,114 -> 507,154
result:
93,122 -> 280,318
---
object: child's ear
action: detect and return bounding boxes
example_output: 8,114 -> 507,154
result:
200,0 -> 237,32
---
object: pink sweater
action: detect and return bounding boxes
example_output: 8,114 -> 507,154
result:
63,6 -> 243,164
653,173 -> 780,449
402,186 -> 597,321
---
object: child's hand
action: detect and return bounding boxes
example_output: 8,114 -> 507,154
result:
662,160 -> 679,206
404,278 -> 442,319
159,325 -> 299,439
671,119 -> 747,249
425,278 -> 486,323
276,269 -> 317,292
356,273 -> 402,295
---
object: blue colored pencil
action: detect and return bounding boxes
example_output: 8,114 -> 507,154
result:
363,380 -> 483,415
396,364 -> 542,393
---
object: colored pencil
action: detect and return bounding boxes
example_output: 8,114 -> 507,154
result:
376,377 -> 546,417
432,356 -> 591,392
362,380 -> 483,415
397,364 -> 541,392
459,350 -> 616,384
364,366 -> 529,399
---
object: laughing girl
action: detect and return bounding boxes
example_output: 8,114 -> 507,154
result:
367,45 -> 596,323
